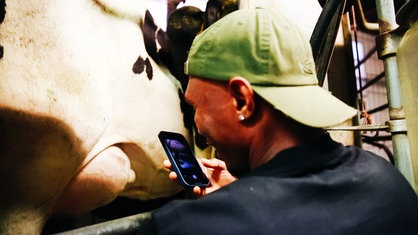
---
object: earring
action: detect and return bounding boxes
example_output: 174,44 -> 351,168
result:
238,114 -> 245,121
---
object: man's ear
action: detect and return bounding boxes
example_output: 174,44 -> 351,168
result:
228,77 -> 255,119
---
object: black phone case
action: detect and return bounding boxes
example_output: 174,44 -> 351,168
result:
158,131 -> 210,189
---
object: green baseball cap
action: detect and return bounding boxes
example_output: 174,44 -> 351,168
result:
184,2 -> 357,127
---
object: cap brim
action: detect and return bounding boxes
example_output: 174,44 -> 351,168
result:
252,85 -> 358,127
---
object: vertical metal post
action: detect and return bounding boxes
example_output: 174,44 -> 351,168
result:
375,0 -> 415,188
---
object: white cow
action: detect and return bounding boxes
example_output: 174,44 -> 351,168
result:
0,0 -> 191,233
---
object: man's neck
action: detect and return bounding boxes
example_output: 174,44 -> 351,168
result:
248,110 -> 324,170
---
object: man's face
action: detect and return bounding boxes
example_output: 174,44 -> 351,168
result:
184,77 -> 250,176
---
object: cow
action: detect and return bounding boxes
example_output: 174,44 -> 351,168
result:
0,0 -> 321,234
0,0 -> 196,233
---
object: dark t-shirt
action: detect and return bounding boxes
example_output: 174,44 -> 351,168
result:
151,134 -> 418,235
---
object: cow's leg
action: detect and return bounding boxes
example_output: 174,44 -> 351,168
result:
51,146 -> 135,218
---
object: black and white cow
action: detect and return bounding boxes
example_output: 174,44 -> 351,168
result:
0,0 -> 198,233
0,0 -> 320,233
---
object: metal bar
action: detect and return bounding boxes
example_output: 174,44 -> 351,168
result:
375,0 -> 415,188
367,103 -> 388,115
53,212 -> 153,235
354,0 -> 380,33
361,134 -> 392,142
362,136 -> 395,164
354,46 -> 377,69
326,124 -> 389,131
357,71 -> 385,93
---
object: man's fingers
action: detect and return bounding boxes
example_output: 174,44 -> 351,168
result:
193,186 -> 205,197
201,158 -> 227,170
168,171 -> 178,181
163,159 -> 172,169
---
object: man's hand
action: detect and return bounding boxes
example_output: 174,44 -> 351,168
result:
163,158 -> 237,197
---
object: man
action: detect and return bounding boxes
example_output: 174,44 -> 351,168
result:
150,1 -> 418,234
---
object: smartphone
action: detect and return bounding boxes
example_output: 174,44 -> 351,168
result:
158,131 -> 210,189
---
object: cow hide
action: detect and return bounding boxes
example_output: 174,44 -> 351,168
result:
0,0 -> 190,233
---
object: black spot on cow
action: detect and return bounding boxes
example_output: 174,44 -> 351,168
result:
164,1 -> 238,90
1,0 -> 6,60
0,0 -> 5,23
204,0 -> 221,27
138,0 -> 238,150
142,10 -> 176,81
144,57 -> 153,79
132,56 -> 153,80
140,0 -> 238,90
204,0 -> 238,28
167,6 -> 204,91
142,10 -> 159,63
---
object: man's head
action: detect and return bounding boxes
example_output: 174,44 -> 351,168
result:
184,1 -> 357,175
185,1 -> 357,128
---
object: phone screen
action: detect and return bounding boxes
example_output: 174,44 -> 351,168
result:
158,131 -> 210,189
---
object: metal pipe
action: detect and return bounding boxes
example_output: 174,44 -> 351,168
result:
326,124 -> 389,132
354,0 -> 380,34
375,0 -> 415,188
53,212 -> 153,235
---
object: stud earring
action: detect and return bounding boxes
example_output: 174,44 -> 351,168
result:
238,114 -> 245,121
